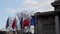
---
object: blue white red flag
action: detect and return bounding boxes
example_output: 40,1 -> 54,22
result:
30,16 -> 35,26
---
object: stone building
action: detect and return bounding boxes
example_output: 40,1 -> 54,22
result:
34,11 -> 55,34
34,0 -> 60,34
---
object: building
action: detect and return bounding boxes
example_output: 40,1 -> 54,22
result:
34,0 -> 60,34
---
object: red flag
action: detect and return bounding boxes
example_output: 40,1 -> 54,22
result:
12,18 -> 16,29
23,18 -> 29,28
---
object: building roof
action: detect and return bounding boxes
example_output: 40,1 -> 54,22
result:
34,11 -> 55,17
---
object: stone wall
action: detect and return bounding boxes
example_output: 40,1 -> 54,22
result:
34,12 -> 56,34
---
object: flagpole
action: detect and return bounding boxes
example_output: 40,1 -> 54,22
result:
15,17 -> 18,34
13,17 -> 17,34
17,13 -> 22,34
21,14 -> 23,34
14,21 -> 17,34
29,14 -> 30,34
21,18 -> 24,34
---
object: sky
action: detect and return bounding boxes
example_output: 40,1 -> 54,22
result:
0,0 -> 55,30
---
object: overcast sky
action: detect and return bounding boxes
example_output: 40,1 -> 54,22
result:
0,0 -> 55,30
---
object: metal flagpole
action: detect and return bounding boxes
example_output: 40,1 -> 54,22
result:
15,17 -> 18,34
28,14 -> 31,34
21,13 -> 23,34
21,20 -> 23,34
20,18 -> 22,34
17,13 -> 22,34
15,23 -> 17,34
19,12 -> 22,34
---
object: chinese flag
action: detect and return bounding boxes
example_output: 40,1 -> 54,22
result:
12,18 -> 16,29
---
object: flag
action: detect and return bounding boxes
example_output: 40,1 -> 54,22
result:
6,18 -> 9,29
23,18 -> 29,28
12,17 -> 16,29
23,18 -> 29,33
30,16 -> 35,26
30,16 -> 35,34
30,26 -> 34,34
20,18 -> 23,28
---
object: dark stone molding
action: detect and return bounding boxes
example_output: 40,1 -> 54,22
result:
34,11 -> 60,17
51,1 -> 60,7
35,11 -> 55,16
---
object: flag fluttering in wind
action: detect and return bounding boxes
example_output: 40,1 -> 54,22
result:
20,18 -> 23,28
30,16 -> 35,34
6,17 -> 12,29
12,17 -> 16,29
6,18 -> 9,29
23,18 -> 29,28
30,16 -> 35,26
22,18 -> 30,33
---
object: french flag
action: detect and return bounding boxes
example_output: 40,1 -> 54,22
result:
30,16 -> 35,34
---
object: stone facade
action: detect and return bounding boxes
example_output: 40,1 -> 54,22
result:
34,0 -> 60,34
34,11 -> 56,34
